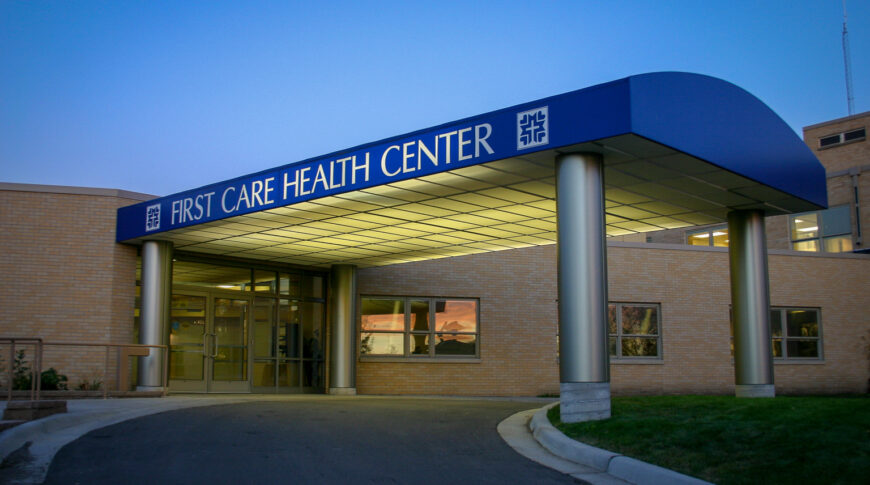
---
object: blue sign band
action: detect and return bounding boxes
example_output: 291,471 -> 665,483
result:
117,72 -> 826,242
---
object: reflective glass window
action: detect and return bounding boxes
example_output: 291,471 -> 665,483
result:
360,297 -> 479,359
790,207 -> 852,253
360,332 -> 404,355
768,308 -> 821,359
361,299 -> 405,331
608,303 -> 661,359
686,226 -> 728,247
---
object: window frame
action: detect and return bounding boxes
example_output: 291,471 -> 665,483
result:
359,296 -> 480,360
608,302 -> 662,360
686,225 -> 729,247
770,307 -> 823,361
788,205 -> 853,253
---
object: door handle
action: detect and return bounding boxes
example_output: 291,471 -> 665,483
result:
211,333 -> 219,358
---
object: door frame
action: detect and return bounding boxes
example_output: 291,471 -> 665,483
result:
169,289 -> 253,393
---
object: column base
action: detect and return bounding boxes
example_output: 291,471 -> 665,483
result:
560,382 -> 611,423
328,387 -> 357,396
735,384 -> 775,398
136,385 -> 165,392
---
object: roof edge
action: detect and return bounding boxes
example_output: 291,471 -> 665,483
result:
0,182 -> 157,201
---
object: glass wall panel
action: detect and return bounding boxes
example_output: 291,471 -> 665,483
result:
711,230 -> 728,247
435,300 -> 477,333
302,302 -> 324,359
173,261 -> 251,291
254,270 -> 277,293
410,300 -> 430,332
279,300 -> 301,359
304,274 -> 324,299
303,361 -> 323,388
253,298 -> 275,359
278,361 -> 300,387
608,305 -> 617,333
621,337 -> 658,357
786,310 -> 818,337
687,232 -> 710,246
361,299 -> 405,331
169,294 -> 206,380
769,310 -> 783,337
253,362 -> 275,387
792,239 -> 819,252
791,213 -> 819,240
360,332 -> 404,355
621,306 -> 658,335
786,340 -> 819,358
434,334 -> 476,356
823,235 -> 853,253
772,340 -> 783,358
821,205 -> 851,236
280,273 -> 302,297
409,334 -> 429,355
213,298 -> 248,381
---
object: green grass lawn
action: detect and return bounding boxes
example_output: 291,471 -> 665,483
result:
548,395 -> 870,485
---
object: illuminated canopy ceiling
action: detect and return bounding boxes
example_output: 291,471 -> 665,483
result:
117,73 -> 827,268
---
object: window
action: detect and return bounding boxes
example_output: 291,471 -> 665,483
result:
608,303 -> 660,359
789,206 -> 852,252
729,307 -> 822,360
687,226 -> 729,247
770,308 -> 822,359
818,127 -> 865,148
360,297 -> 479,358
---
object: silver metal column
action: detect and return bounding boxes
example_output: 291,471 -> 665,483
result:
728,210 -> 775,398
328,264 -> 357,395
556,152 -> 611,422
138,240 -> 172,391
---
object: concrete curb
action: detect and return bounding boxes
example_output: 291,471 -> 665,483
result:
529,403 -> 712,485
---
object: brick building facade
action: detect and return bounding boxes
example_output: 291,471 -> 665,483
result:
1,112 -> 868,397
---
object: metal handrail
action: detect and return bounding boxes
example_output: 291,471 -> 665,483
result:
1,338 -> 43,402
1,339 -> 169,400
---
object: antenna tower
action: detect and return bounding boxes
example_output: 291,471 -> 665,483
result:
843,0 -> 855,115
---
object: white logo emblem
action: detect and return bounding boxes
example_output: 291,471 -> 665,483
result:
517,106 -> 549,150
145,204 -> 161,231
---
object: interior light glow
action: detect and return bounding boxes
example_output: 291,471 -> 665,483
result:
797,226 -> 819,232
217,285 -> 237,289
691,233 -> 710,238
711,231 -> 726,236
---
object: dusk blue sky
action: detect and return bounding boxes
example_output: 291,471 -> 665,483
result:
2,1 -> 868,196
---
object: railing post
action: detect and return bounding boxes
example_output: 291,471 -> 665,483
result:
162,345 -> 169,397
36,340 -> 42,402
7,341 -> 13,402
103,346 -> 110,399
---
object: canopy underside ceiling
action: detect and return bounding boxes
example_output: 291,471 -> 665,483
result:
129,135 -> 814,268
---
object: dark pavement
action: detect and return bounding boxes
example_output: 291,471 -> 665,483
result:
43,397 -> 578,485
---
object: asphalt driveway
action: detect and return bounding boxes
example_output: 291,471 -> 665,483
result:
43,397 -> 576,485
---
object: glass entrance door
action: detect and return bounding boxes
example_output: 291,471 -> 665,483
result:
169,292 -> 251,393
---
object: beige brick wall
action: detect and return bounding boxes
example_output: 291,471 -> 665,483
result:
804,112 -> 869,173
0,186 -> 147,389
357,243 -> 870,396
